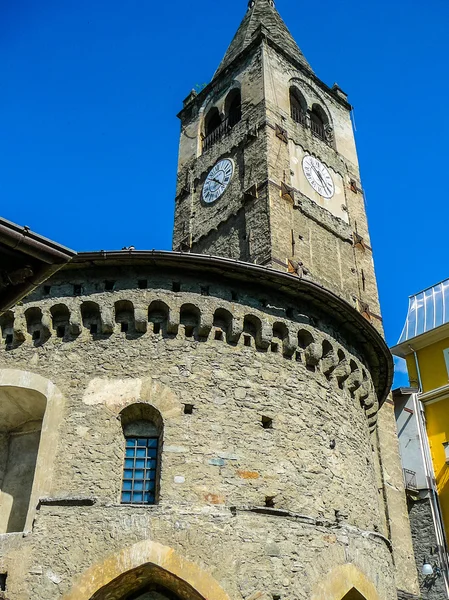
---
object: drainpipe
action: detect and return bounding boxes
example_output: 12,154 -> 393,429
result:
410,345 -> 449,597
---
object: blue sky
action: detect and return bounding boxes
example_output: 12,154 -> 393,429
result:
2,0 -> 448,385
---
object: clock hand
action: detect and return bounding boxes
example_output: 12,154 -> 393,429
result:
311,165 -> 330,193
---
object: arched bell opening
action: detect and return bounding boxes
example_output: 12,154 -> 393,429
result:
204,107 -> 221,138
88,563 -> 206,600
310,103 -> 332,144
224,88 -> 242,127
290,86 -> 307,125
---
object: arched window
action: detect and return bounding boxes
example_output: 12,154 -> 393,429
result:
115,300 -> 135,334
51,304 -> 70,339
225,88 -> 241,127
204,107 -> 221,138
290,87 -> 307,125
203,107 -> 224,152
120,404 -> 163,505
0,311 -> 15,347
203,89 -> 242,153
180,303 -> 200,338
148,300 -> 169,335
310,104 -> 328,142
81,301 -> 102,335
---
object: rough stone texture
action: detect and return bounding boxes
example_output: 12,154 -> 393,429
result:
0,2 -> 420,598
172,2 -> 420,596
0,261 -> 395,599
375,401 -> 420,595
408,495 -> 447,599
174,27 -> 383,330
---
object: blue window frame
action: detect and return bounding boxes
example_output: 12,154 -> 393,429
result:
121,437 -> 158,505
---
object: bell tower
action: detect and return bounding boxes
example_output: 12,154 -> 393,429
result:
173,0 -> 380,324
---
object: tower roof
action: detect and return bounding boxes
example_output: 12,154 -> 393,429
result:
214,0 -> 313,77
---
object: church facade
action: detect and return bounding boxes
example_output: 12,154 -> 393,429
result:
0,1 -> 420,599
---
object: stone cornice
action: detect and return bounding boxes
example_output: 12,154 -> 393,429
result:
65,250 -> 392,405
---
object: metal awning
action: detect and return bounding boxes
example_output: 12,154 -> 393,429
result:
398,279 -> 449,344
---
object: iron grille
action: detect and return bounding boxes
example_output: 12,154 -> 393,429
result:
121,437 -> 158,504
291,106 -> 331,145
291,106 -> 308,127
310,118 -> 326,141
202,108 -> 241,153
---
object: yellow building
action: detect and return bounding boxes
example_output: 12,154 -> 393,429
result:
392,278 -> 449,594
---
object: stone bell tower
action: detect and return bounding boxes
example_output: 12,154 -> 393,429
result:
173,0 -> 378,320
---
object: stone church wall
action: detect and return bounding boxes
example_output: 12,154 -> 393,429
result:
0,259 -> 397,599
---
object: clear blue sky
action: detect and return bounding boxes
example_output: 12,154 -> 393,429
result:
2,0 -> 448,384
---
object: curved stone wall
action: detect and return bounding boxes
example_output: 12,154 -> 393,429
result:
0,255 -> 396,600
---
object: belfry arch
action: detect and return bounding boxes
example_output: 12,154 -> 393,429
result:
63,540 -> 232,600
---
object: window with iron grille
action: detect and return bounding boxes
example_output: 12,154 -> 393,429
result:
121,436 -> 158,504
119,403 -> 163,506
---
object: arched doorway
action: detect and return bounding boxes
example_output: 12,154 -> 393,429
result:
310,564 -> 380,600
88,561 -> 205,600
0,369 -> 64,533
129,592 -> 179,600
342,589 -> 366,600
64,540 -> 232,600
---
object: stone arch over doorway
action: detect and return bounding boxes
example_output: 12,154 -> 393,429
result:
63,540 -> 232,600
311,564 -> 380,600
0,368 -> 65,532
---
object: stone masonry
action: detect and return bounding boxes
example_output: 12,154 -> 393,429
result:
0,253 -> 398,599
0,1 -> 420,599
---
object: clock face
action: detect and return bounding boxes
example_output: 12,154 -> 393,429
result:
302,155 -> 335,199
202,159 -> 234,204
